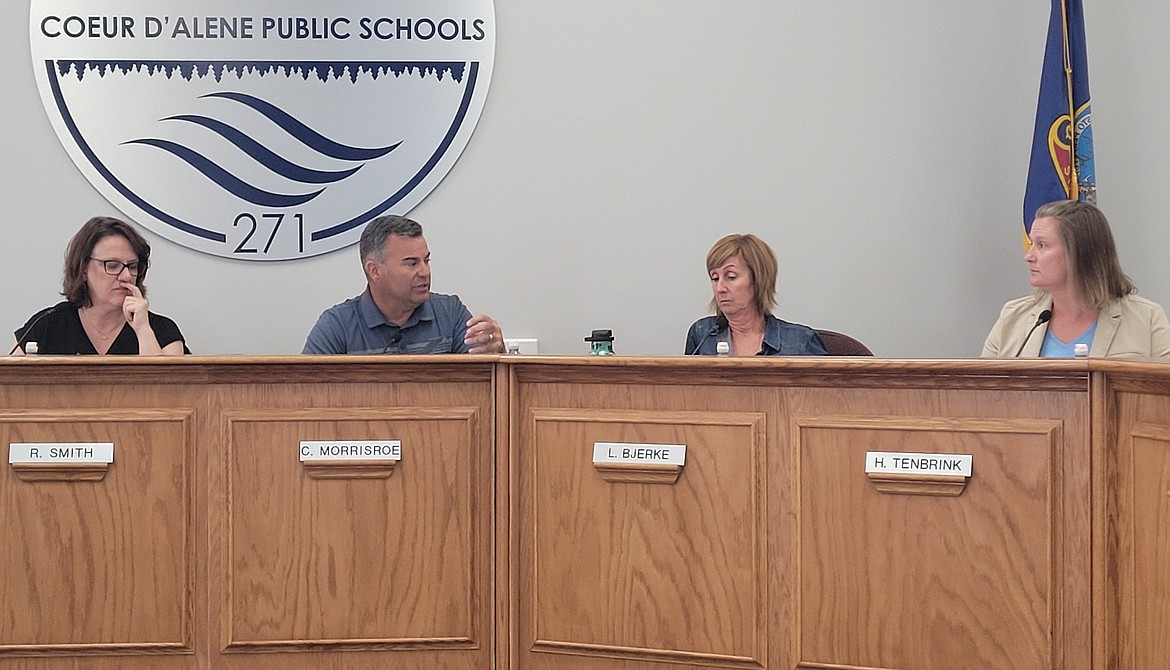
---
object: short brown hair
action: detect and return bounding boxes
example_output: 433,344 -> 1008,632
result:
63,216 -> 151,307
1033,200 -> 1134,309
705,234 -> 778,315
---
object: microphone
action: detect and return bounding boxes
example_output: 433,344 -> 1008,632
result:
689,314 -> 728,355
1013,309 -> 1052,357
9,302 -> 67,356
380,331 -> 403,354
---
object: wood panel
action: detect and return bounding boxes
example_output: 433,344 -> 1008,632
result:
510,358 -> 1092,670
1094,362 -> 1170,670
204,374 -> 496,670
1126,429 -> 1170,669
6,355 -> 1169,670
223,408 -> 480,648
796,417 -> 1063,670
782,384 -> 1091,670
521,408 -> 767,668
0,391 -> 198,670
0,356 -> 497,670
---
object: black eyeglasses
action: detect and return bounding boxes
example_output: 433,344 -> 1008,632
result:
90,257 -> 145,277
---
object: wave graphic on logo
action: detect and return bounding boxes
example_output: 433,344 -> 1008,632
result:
44,60 -> 478,245
126,90 -> 403,209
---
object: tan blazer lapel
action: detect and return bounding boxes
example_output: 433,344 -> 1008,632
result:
1090,300 -> 1123,358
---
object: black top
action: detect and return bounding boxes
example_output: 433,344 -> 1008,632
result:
14,301 -> 188,355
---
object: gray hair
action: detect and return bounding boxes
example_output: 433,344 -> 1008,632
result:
359,215 -> 423,263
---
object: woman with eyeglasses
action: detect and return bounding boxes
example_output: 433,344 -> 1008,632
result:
10,216 -> 188,355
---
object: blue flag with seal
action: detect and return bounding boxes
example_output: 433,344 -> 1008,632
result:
1024,0 -> 1095,239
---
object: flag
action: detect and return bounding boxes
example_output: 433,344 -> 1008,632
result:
1023,0 -> 1095,239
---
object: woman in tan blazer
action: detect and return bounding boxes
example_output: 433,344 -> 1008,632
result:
982,200 -> 1170,358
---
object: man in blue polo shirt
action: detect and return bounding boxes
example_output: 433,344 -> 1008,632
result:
303,215 -> 505,355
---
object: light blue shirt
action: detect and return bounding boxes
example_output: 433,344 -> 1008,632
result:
303,288 -> 473,354
1039,321 -> 1097,358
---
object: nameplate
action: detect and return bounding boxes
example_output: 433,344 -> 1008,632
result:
9,442 -> 114,464
299,440 -> 401,461
593,442 -> 686,466
865,451 -> 972,477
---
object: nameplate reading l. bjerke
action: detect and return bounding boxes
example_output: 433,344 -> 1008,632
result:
592,442 -> 686,466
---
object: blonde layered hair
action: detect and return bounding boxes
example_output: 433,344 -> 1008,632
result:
705,234 -> 778,316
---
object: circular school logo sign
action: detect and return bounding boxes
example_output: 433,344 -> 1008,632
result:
30,0 -> 494,260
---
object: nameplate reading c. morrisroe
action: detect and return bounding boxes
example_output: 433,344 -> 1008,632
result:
593,442 -> 686,466
9,442 -> 115,464
865,451 -> 972,477
299,440 -> 401,461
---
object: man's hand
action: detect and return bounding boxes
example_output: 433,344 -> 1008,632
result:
465,314 -> 504,353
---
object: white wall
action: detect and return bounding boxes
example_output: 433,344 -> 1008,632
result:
3,1 -> 1168,357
